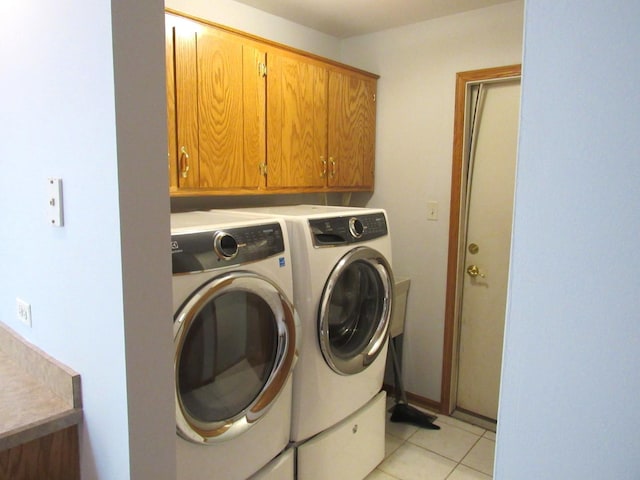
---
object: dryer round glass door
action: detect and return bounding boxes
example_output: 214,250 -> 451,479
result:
318,246 -> 393,375
174,271 -> 298,444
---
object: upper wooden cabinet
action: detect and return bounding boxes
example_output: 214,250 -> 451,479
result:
165,16 -> 178,192
266,48 -> 328,190
327,68 -> 377,189
166,14 -> 265,194
165,11 -> 378,196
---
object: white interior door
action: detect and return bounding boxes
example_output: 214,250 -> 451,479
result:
456,78 -> 520,421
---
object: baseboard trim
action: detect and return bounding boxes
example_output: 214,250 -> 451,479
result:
382,384 -> 442,413
452,408 -> 497,432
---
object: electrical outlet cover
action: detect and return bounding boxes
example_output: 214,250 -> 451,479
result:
16,298 -> 32,327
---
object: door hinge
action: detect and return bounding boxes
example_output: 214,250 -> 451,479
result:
258,62 -> 267,78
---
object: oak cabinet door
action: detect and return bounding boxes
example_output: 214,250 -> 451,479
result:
167,15 -> 265,192
172,17 -> 200,189
266,49 -> 327,189
197,28 -> 265,190
166,16 -> 178,193
328,69 -> 377,189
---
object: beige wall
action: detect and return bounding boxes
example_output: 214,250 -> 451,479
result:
342,1 -> 524,402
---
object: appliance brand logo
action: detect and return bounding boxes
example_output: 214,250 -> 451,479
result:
171,240 -> 179,252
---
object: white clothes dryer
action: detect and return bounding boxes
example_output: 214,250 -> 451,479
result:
171,211 -> 299,480
230,205 -> 394,443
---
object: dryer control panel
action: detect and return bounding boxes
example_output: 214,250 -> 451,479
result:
171,222 -> 285,274
309,212 -> 388,247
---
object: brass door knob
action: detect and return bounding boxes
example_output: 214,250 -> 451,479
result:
466,264 -> 485,278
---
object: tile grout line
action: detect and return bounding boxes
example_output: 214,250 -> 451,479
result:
446,433 -> 484,479
381,409 -> 495,480
384,430 -> 482,478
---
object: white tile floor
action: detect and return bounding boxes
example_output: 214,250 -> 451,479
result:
366,403 -> 496,480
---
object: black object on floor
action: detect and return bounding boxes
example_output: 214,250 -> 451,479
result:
390,402 -> 440,430
388,336 -> 440,430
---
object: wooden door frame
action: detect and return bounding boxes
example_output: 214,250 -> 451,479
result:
441,64 -> 522,415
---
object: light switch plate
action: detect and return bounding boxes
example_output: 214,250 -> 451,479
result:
47,178 -> 64,227
427,200 -> 438,221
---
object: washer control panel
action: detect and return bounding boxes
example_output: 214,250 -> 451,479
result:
309,212 -> 388,247
171,222 -> 285,274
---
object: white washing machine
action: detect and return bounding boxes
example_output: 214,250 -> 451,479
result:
230,205 -> 394,480
171,211 -> 299,480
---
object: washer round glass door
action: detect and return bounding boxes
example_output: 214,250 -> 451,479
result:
174,271 -> 297,444
318,247 -> 393,375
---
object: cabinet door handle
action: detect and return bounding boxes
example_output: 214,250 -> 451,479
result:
329,157 -> 336,178
320,156 -> 327,177
180,146 -> 190,179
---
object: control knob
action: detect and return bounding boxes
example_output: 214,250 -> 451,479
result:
213,231 -> 239,260
349,217 -> 365,238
